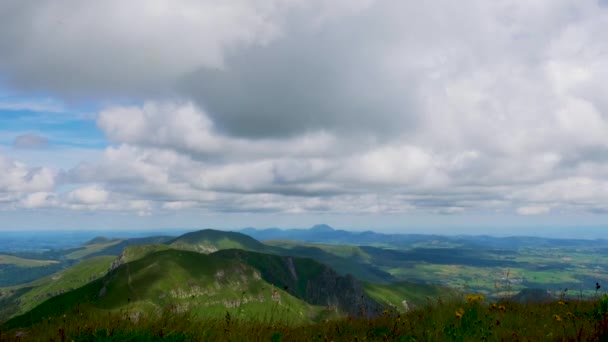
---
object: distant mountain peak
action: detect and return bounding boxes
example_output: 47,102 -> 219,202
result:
310,224 -> 334,232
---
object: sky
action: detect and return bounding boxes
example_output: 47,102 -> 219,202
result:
1,1 -> 608,236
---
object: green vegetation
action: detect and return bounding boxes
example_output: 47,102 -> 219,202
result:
3,249 -> 352,330
169,229 -> 272,254
4,228 -> 608,340
64,240 -> 122,260
0,256 -> 115,321
3,294 -> 608,341
364,281 -> 459,310
119,244 -> 171,263
0,255 -> 58,267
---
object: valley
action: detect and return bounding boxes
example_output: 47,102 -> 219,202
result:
1,225 -> 607,339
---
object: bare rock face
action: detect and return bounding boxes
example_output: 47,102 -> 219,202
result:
109,251 -> 126,272
213,249 -> 385,318
303,265 -> 383,318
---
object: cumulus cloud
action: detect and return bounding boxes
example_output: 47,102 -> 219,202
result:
2,1 -> 608,221
20,192 -> 57,209
66,185 -> 109,205
0,153 -> 56,194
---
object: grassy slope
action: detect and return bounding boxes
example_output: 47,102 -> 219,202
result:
0,256 -> 115,321
119,244 -> 171,263
211,249 -> 385,319
4,249 -> 316,329
364,281 -> 460,310
4,295 -> 608,341
265,240 -> 393,283
0,230 -> 453,327
169,229 -> 273,254
63,240 -> 123,260
0,255 -> 58,267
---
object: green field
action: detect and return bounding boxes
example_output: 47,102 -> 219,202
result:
0,255 -> 58,267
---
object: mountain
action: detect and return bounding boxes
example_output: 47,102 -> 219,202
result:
4,249 -> 385,329
0,255 -> 115,322
175,229 -> 394,283
84,236 -> 174,258
169,229 -> 272,254
1,229 -> 392,323
267,241 -> 394,283
239,225 -> 608,249
213,249 -> 384,318
364,281 -> 460,311
239,224 -> 362,243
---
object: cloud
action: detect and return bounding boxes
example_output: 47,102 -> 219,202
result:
0,0 -> 304,97
0,153 -> 56,194
2,1 -> 608,222
13,133 -> 49,149
20,192 -> 57,209
66,185 -> 109,205
517,206 -> 551,216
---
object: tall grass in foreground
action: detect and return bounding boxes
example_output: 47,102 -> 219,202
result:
2,295 -> 608,341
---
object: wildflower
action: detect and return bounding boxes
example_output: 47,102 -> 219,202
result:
466,294 -> 485,303
553,314 -> 562,322
455,308 -> 465,319
498,305 -> 506,311
558,301 -> 565,305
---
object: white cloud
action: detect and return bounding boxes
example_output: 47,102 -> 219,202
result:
517,206 -> 551,216
20,192 -> 57,209
2,1 -> 608,223
0,153 -> 56,194
67,185 -> 109,205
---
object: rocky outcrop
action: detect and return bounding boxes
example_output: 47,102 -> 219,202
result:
302,264 -> 383,318
212,249 -> 385,318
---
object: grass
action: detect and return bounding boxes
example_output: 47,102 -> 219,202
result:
0,256 -> 115,321
364,281 -> 459,310
64,240 -> 123,260
3,294 -> 608,341
2,249 -> 320,330
14,256 -> 115,313
0,255 -> 58,267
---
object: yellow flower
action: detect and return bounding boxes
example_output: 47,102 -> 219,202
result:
554,314 -> 562,322
558,301 -> 565,305
455,307 -> 465,319
466,294 -> 485,303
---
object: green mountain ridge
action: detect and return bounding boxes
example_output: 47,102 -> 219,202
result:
0,256 -> 115,322
169,229 -> 272,254
0,228 -> 452,329
213,249 -> 384,318
5,248 -> 381,329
